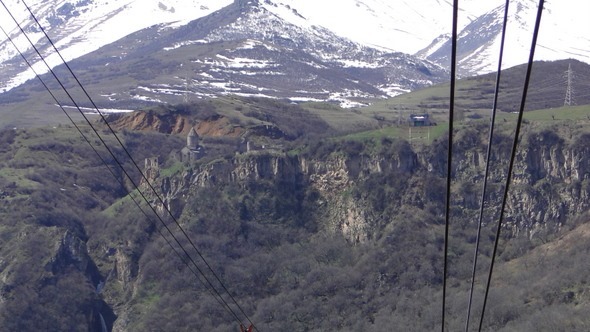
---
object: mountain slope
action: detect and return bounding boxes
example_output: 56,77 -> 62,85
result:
1,0 -> 589,112
366,59 -> 590,117
421,0 -> 590,75
2,110 -> 590,330
3,0 -> 586,90
0,0 -> 447,115
0,0 -> 232,92
267,0 -> 497,54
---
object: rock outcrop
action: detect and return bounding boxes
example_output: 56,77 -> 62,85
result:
146,129 -> 590,243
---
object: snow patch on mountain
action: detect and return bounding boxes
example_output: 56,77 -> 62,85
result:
269,0 -> 504,54
2,0 -> 587,102
203,2 -> 365,62
0,0 -> 232,92
423,0 -> 590,75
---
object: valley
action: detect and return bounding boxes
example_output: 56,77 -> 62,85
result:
1,0 -> 590,331
0,97 -> 589,330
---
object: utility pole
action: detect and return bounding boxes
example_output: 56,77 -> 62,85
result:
183,75 -> 190,104
564,63 -> 574,106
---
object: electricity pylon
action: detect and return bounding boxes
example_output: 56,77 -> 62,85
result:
564,63 -> 575,106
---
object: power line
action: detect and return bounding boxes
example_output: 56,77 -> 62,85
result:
1,0 -> 255,329
464,1 -> 510,331
124,188 -> 240,318
477,0 -> 545,330
441,0 -> 459,330
17,2 -> 248,322
0,19 -> 239,325
564,62 -> 575,106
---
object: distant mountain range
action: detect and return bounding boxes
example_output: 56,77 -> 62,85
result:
420,0 -> 590,75
0,0 -> 588,109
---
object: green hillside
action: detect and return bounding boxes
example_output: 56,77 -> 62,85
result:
1,96 -> 590,330
2,53 -> 590,332
357,59 -> 590,124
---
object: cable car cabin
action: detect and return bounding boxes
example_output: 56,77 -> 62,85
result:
409,114 -> 432,127
240,324 -> 254,332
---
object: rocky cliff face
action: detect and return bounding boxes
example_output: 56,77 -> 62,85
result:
107,111 -> 193,134
505,131 -> 590,236
148,129 -> 590,243
33,124 -> 583,332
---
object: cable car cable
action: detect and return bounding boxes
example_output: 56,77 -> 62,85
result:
0,2 -> 249,328
16,5 -> 257,327
17,1 -> 257,328
464,1 -> 510,331
442,0 -> 459,330
0,20 -> 240,325
477,1 -> 545,330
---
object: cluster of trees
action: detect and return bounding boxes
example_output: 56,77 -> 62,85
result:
240,97 -> 332,140
110,136 -> 588,331
1,121 -> 590,331
0,126 -> 183,331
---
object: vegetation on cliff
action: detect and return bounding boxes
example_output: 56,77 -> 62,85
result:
1,95 -> 589,331
2,56 -> 590,329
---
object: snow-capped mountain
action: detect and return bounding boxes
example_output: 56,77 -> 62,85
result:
0,0 -> 458,95
421,0 -> 590,75
270,0 -> 504,54
179,0 -> 445,102
0,0 -> 233,92
0,0 -> 447,108
0,0 -> 588,106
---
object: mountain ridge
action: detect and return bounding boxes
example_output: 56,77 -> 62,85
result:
1,0 -> 589,122
0,0 -> 447,112
423,0 -> 590,75
2,0 -> 588,97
